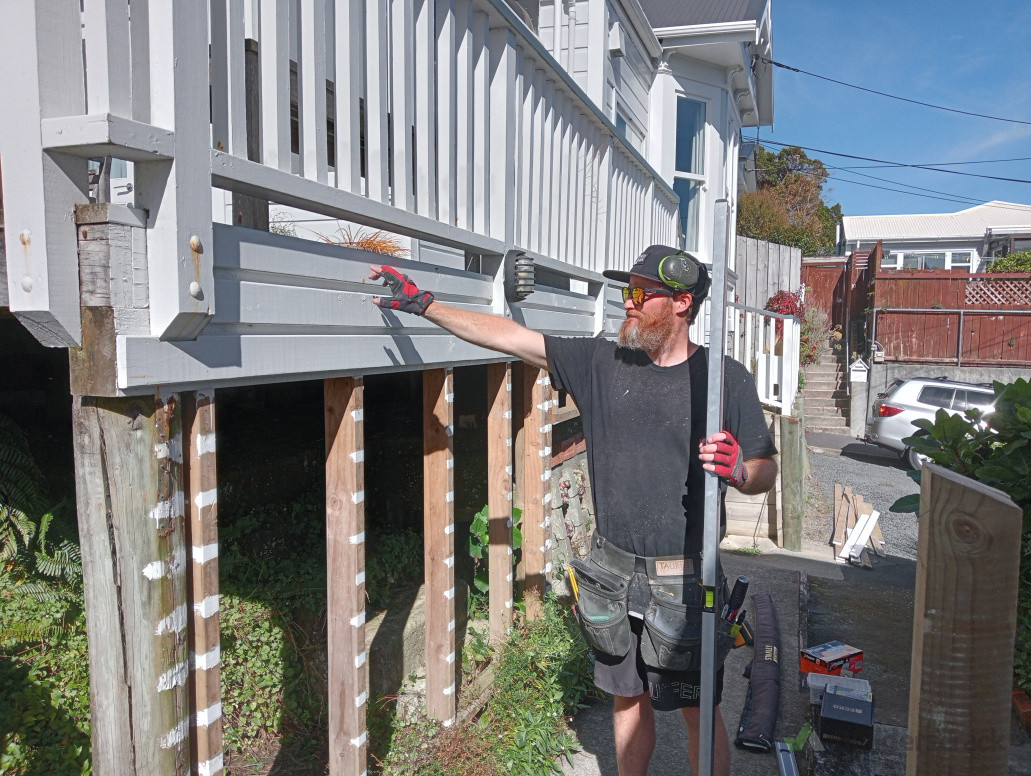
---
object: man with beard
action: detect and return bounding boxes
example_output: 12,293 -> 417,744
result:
368,245 -> 777,776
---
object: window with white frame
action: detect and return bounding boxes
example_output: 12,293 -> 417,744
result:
882,250 -> 976,271
674,96 -> 706,252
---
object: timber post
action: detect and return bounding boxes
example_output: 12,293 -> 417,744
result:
906,464 -> 1022,776
183,390 -> 224,776
325,376 -> 368,775
73,393 -> 191,775
424,368 -> 457,723
487,361 -> 514,644
779,413 -> 802,552
521,366 -> 554,620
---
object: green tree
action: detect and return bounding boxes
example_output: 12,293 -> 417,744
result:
737,145 -> 843,255
986,250 -> 1031,273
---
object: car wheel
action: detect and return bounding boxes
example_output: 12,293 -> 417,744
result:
906,446 -> 931,470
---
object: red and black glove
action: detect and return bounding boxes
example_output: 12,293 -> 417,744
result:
707,430 -> 748,488
374,266 -> 435,315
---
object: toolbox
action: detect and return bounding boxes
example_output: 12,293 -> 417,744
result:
817,685 -> 874,748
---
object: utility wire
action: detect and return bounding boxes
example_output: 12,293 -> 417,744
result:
838,156 -> 1031,170
755,138 -> 1031,184
758,56 -> 1031,126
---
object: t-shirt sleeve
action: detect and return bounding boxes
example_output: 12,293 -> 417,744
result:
723,357 -> 779,460
544,335 -> 599,409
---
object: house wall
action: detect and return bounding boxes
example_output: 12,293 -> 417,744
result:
845,238 -> 986,272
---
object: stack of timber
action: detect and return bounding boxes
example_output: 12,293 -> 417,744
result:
831,485 -> 886,568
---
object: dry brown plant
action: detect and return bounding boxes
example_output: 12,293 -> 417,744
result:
318,224 -> 410,258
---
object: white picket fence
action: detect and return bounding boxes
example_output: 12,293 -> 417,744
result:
0,0 -> 679,351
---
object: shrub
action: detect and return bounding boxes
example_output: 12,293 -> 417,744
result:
891,378 -> 1031,692
763,288 -> 829,367
986,250 -> 1031,273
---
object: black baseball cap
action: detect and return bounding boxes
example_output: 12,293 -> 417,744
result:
603,244 -> 711,300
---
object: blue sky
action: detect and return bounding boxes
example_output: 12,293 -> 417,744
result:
760,0 -> 1031,217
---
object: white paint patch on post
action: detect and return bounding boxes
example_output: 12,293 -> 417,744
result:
194,702 -> 223,727
196,432 -> 217,456
355,651 -> 367,668
159,717 -> 190,749
349,449 -> 365,463
351,490 -> 365,504
197,752 -> 224,776
355,691 -> 368,708
350,611 -> 366,627
155,604 -> 188,635
351,731 -> 368,748
445,491 -> 454,502
150,491 -> 185,523
444,587 -> 455,600
446,651 -> 456,664
154,437 -> 183,462
194,595 -> 220,619
443,683 -> 456,695
350,531 -> 365,544
156,660 -> 189,691
351,409 -> 364,421
194,488 -> 218,509
355,571 -> 365,586
191,646 -> 221,671
192,542 -> 219,564
444,555 -> 454,568
444,524 -> 455,535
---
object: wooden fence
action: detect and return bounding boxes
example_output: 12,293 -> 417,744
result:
735,236 -> 802,309
907,465 -> 1022,775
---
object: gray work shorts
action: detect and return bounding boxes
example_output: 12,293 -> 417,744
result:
593,616 -> 725,711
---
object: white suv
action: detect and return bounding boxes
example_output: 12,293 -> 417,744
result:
865,377 -> 994,469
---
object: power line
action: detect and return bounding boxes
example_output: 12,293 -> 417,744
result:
758,57 -> 1031,126
838,156 -> 1031,170
755,139 -> 1031,184
824,174 -> 987,206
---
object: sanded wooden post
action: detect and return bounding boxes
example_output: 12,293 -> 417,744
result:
183,390 -> 224,776
906,464 -> 1022,776
325,377 -> 368,776
779,414 -> 802,552
424,368 -> 456,723
72,393 -> 190,775
521,366 -> 554,621
487,362 -> 514,644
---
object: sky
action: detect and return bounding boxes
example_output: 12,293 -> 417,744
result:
760,0 -> 1031,217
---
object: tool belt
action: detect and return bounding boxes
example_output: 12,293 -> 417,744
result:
572,532 -> 734,672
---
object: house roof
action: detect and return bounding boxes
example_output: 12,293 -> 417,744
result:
638,0 -> 768,30
841,201 -> 1031,243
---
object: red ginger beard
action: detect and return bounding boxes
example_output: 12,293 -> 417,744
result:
618,297 -> 677,354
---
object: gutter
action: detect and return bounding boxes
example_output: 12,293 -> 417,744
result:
653,20 -> 759,48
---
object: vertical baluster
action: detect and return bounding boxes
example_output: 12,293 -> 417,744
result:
572,112 -> 587,266
259,0 -> 291,171
454,0 -> 473,230
300,0 -> 328,183
390,0 -> 414,209
488,28 -> 517,243
130,0 -> 152,123
436,0 -> 457,224
539,79 -> 556,256
471,11 -> 489,235
414,0 -> 437,218
517,55 -> 536,249
530,69 -> 547,254
333,0 -> 364,194
227,0 -> 248,157
364,0 -> 390,202
83,0 -> 133,116
549,90 -> 566,257
210,0 -> 231,153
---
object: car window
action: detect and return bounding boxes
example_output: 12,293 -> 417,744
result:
953,389 -> 994,411
918,385 -> 955,409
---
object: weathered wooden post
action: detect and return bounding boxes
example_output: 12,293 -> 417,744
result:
325,376 -> 368,776
521,366 -> 554,620
424,368 -> 457,723
906,464 -> 1023,776
73,393 -> 191,775
487,362 -> 514,644
779,412 -> 802,552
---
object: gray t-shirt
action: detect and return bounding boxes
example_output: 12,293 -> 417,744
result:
544,336 -> 777,558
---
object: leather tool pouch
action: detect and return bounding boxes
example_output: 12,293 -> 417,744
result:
570,557 -> 632,658
639,560 -> 735,673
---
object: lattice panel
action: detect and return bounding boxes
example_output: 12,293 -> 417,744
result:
965,278 -> 1031,306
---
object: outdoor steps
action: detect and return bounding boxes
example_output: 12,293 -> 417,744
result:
803,339 -> 851,433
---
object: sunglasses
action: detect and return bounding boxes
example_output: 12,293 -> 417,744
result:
621,286 -> 678,305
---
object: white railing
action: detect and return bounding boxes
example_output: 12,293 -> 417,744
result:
1,0 -> 679,349
726,302 -> 800,413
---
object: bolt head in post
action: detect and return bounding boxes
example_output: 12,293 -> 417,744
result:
189,235 -> 203,253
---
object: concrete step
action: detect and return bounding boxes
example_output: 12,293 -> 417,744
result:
803,379 -> 845,392
805,364 -> 846,378
803,388 -> 849,400
807,420 -> 852,434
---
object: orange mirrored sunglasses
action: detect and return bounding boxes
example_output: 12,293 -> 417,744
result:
621,286 -> 677,305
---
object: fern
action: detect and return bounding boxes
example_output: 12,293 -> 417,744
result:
0,411 -> 48,517
0,503 -> 37,561
33,508 -> 82,587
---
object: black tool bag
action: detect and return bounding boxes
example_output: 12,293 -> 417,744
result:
638,558 -> 734,673
735,593 -> 781,752
569,556 -> 632,658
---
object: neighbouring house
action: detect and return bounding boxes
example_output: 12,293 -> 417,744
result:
838,200 -> 1031,273
0,2 -> 787,774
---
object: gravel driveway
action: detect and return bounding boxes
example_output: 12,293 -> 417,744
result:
805,442 -> 921,560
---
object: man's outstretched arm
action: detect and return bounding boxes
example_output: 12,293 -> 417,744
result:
369,265 -> 549,370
